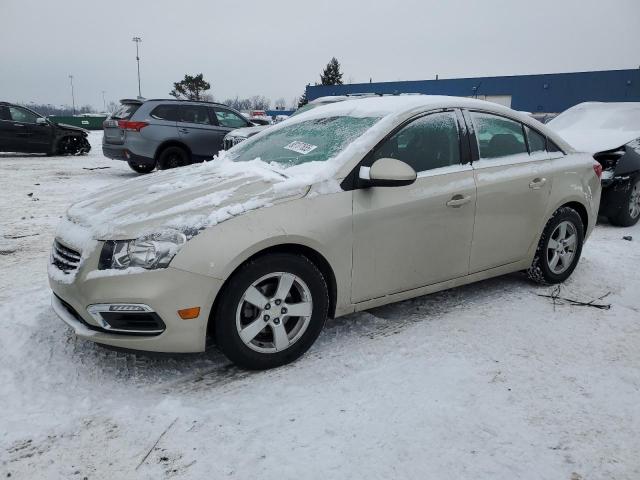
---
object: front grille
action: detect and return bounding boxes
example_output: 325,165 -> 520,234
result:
51,240 -> 81,273
223,136 -> 246,151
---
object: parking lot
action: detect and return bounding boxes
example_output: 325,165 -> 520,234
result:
0,132 -> 639,478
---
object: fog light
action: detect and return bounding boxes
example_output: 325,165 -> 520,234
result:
178,307 -> 200,320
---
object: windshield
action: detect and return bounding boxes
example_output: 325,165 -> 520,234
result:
228,115 -> 380,167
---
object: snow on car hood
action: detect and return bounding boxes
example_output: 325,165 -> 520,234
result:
548,102 -> 640,153
226,125 -> 268,139
64,158 -> 311,240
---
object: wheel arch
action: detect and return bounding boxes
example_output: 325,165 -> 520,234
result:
560,200 -> 589,234
154,140 -> 192,162
206,243 -> 338,343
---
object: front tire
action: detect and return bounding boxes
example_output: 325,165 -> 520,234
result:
527,206 -> 584,284
214,253 -> 329,370
609,177 -> 640,227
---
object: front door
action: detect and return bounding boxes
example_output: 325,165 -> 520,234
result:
351,110 -> 477,303
211,107 -> 252,152
176,104 -> 221,161
465,110 -> 553,272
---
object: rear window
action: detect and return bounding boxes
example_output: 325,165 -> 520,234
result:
150,105 -> 179,121
111,103 -> 140,120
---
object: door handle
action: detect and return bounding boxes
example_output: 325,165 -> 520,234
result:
178,128 -> 189,134
529,177 -> 547,189
446,194 -> 471,208
14,124 -> 25,127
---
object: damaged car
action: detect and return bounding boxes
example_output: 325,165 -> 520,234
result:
49,96 -> 601,369
0,102 -> 91,155
549,102 -> 640,226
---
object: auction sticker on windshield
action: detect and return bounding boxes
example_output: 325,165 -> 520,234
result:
284,141 -> 318,155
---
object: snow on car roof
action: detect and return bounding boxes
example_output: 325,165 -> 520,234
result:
548,102 -> 640,152
297,95 -> 519,120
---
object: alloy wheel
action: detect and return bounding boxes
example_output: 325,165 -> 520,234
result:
235,272 -> 313,354
546,220 -> 578,275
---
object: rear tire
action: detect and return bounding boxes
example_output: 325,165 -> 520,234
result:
214,253 -> 329,370
527,206 -> 584,285
608,176 -> 640,227
128,161 -> 155,174
157,146 -> 189,170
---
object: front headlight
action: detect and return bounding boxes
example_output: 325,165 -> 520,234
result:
99,230 -> 187,270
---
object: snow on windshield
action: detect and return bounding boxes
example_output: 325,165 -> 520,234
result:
228,116 -> 380,167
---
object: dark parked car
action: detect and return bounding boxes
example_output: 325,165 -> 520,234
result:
0,102 -> 90,155
549,102 -> 640,226
102,98 -> 253,173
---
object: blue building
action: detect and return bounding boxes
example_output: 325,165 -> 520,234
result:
306,69 -> 640,113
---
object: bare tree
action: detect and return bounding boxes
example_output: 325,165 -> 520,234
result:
274,97 -> 286,110
249,95 -> 271,110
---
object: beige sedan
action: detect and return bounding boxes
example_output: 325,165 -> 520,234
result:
49,96 -> 602,369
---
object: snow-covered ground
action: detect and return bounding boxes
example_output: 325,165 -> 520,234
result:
1,132 -> 639,479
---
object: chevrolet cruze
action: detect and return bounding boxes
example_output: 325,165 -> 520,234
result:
49,96 -> 602,369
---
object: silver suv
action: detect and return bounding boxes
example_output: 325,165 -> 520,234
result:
102,99 -> 253,173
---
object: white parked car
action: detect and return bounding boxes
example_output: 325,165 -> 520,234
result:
49,96 -> 602,369
548,102 -> 640,226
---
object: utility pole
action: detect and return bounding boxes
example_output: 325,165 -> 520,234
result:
69,75 -> 76,115
132,36 -> 142,98
102,90 -> 106,111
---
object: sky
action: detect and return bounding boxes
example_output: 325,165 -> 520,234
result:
1,0 -> 639,110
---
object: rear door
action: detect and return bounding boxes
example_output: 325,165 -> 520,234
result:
464,110 -> 553,272
0,105 -> 18,151
103,101 -> 142,145
176,104 -> 221,160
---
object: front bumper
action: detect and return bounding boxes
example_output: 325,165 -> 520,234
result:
49,258 -> 224,353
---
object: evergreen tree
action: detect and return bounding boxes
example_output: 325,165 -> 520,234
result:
320,57 -> 344,86
170,73 -> 211,101
297,89 -> 308,108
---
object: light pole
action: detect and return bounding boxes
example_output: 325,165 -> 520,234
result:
102,90 -> 106,111
69,75 -> 76,115
132,36 -> 142,98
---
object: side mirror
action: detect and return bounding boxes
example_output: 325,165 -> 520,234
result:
36,117 -> 48,126
359,158 -> 417,187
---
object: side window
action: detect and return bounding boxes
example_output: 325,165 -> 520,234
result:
178,105 -> 214,125
470,112 -> 527,159
9,106 -> 38,124
214,108 -> 248,128
547,139 -> 563,153
372,111 -> 461,173
150,105 -> 179,121
525,126 -> 546,153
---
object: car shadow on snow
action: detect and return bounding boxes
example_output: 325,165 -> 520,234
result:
37,271 -> 537,395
